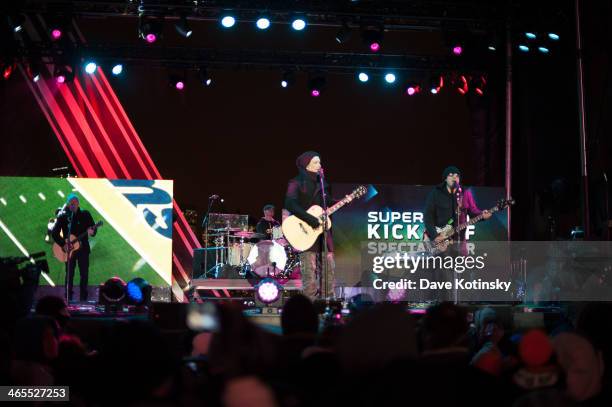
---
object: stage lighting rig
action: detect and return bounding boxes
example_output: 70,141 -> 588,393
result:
471,75 -> 486,95
362,25 -> 383,52
199,67 -> 212,86
335,21 -> 351,44
281,70 -> 295,88
307,74 -> 326,97
139,15 -> 163,43
175,15 -> 192,38
54,64 -> 74,83
221,15 -> 236,28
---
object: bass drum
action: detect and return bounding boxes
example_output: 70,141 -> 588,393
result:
246,240 -> 287,278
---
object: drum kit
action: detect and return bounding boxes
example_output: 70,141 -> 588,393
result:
204,216 -> 300,280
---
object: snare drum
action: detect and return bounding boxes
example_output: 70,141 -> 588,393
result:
271,226 -> 283,239
247,240 -> 287,278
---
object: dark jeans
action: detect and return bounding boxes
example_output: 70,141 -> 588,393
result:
66,249 -> 89,301
299,251 -> 335,300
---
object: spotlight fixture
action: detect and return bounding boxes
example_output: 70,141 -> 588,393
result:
452,45 -> 463,56
139,16 -> 163,43
281,70 -> 295,88
84,61 -> 97,74
99,277 -> 127,306
518,44 -> 530,52
1,62 -> 15,80
547,32 -> 560,41
199,67 -> 212,86
428,74 -> 444,94
308,75 -> 326,97
9,15 -> 25,33
27,62 -> 42,82
471,75 -> 486,95
384,72 -> 396,84
175,15 -> 193,38
453,74 -> 469,95
54,65 -> 74,84
111,63 -> 123,76
405,82 -> 421,96
255,278 -> 282,304
335,22 -> 351,44
362,27 -> 383,52
525,32 -> 537,40
291,18 -> 306,31
126,278 -> 152,306
538,46 -> 550,54
169,74 -> 185,90
256,17 -> 271,30
221,15 -> 236,28
357,72 -> 369,83
50,28 -> 63,40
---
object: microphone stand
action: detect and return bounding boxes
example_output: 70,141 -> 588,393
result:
65,210 -> 73,304
201,197 -> 217,279
453,182 -> 463,304
319,169 -> 331,301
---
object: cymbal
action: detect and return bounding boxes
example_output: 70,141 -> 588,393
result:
209,227 -> 242,232
232,231 -> 265,238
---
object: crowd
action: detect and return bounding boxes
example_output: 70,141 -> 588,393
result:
1,293 -> 611,407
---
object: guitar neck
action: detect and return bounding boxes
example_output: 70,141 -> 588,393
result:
326,195 -> 352,216
70,222 -> 100,243
454,206 -> 499,233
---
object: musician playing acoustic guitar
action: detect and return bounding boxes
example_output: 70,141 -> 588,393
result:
51,193 -> 97,302
284,151 -> 340,300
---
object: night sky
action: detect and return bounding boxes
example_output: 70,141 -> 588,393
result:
1,0 -> 610,239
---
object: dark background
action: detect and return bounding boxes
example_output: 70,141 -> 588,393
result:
1,0 -> 610,241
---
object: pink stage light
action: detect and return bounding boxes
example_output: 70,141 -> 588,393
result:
145,33 -> 157,43
406,86 -> 419,96
452,45 -> 463,55
51,29 -> 62,40
56,75 -> 66,84
175,81 -> 184,90
370,42 -> 380,52
311,89 -> 320,97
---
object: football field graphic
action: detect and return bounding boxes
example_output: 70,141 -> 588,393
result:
0,177 -> 173,288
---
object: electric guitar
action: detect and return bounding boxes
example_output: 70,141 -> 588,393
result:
282,185 -> 367,251
423,198 -> 515,254
52,221 -> 103,262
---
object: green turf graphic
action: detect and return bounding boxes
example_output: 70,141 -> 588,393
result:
0,177 -> 168,286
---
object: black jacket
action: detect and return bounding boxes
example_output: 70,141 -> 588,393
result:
284,171 -> 334,252
51,209 -> 96,253
424,182 -> 482,239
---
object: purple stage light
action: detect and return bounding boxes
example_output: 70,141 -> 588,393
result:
406,87 -> 416,96
452,45 -> 463,55
146,33 -> 157,43
51,29 -> 62,40
175,81 -> 184,90
311,89 -> 320,97
370,42 -> 380,52
56,75 -> 66,84
256,278 -> 281,304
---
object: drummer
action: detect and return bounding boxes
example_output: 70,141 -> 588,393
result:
255,204 -> 280,240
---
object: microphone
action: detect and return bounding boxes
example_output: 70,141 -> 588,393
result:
453,180 -> 462,193
318,167 -> 324,176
